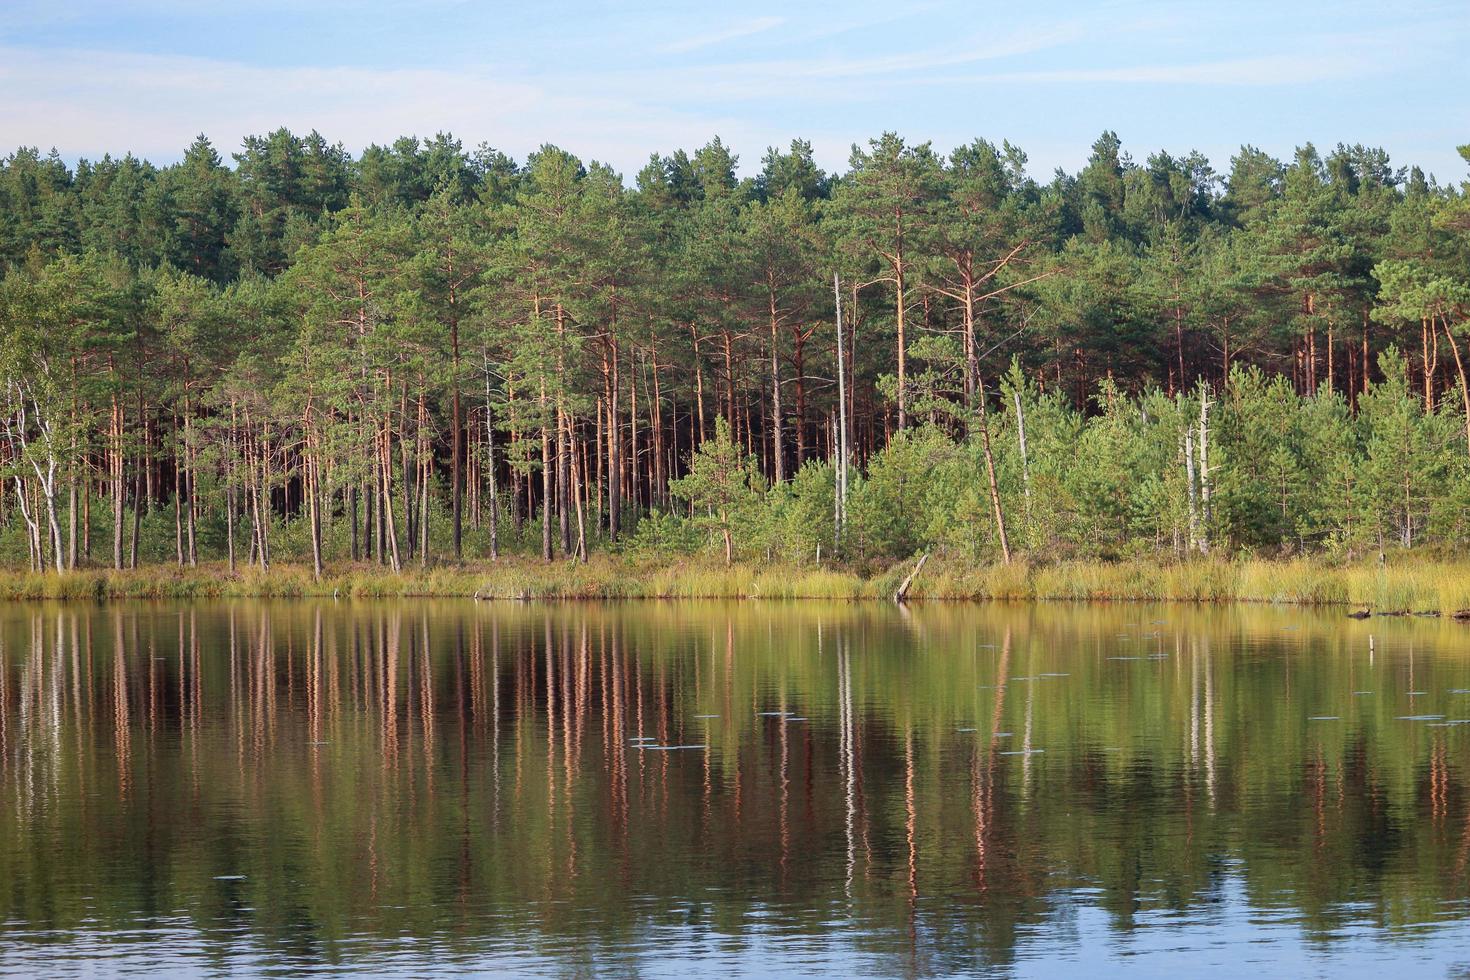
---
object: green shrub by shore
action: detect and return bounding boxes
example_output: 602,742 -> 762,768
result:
5,556 -> 1470,614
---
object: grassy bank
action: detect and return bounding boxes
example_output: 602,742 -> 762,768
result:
3,556 -> 1470,613
0,557 -> 873,602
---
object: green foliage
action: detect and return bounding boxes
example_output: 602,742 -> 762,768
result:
669,417 -> 764,564
2,127 -> 1470,573
848,426 -> 968,560
755,459 -> 837,563
625,509 -> 701,558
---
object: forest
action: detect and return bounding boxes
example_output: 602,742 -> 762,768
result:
1,128 -> 1469,577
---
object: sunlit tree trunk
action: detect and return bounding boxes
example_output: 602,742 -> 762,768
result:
975,377 -> 1010,564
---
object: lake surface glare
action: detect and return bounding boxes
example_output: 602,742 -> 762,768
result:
1,599 -> 1468,978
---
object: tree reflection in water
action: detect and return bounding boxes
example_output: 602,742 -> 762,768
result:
0,600 -> 1468,976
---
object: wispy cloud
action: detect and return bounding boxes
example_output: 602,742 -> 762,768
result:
936,25 -> 1461,88
793,22 -> 1088,78
595,21 -> 1098,106
3,3 -> 1467,184
961,53 -> 1362,87
660,16 -> 785,54
790,3 -> 945,44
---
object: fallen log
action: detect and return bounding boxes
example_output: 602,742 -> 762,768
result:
894,553 -> 929,604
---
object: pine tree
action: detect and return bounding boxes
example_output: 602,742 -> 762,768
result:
669,416 -> 762,565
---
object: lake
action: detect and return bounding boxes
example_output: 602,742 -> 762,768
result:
0,599 -> 1468,977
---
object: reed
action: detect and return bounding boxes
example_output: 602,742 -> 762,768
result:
5,555 -> 1470,612
903,556 -> 1470,613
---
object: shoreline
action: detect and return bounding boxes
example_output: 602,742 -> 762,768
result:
2,556 -> 1470,614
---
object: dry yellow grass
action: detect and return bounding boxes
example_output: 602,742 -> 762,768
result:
3,555 -> 1469,613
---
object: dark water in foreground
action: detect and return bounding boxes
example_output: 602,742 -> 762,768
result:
1,600 -> 1469,977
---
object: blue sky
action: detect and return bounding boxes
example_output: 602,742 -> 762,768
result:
2,0 -> 1466,183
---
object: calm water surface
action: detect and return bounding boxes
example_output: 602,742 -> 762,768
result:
1,599 -> 1469,977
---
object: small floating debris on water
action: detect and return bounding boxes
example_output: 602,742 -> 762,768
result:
308,741 -> 330,746
992,732 -> 1014,738
977,685 -> 1005,690
1040,672 -> 1071,678
785,717 -> 808,722
1308,716 -> 1339,721
1012,676 -> 1037,682
640,744 -> 707,751
1427,720 -> 1470,727
1354,691 -> 1374,696
978,644 -> 997,649
1150,620 -> 1168,625
213,875 -> 246,881
1147,654 -> 1170,660
1408,691 -> 1428,696
629,736 -> 659,744
1397,715 -> 1446,721
694,714 -> 720,719
956,727 -> 977,733
1280,626 -> 1300,631
999,749 -> 1044,756
1108,656 -> 1143,661
1450,689 -> 1470,695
